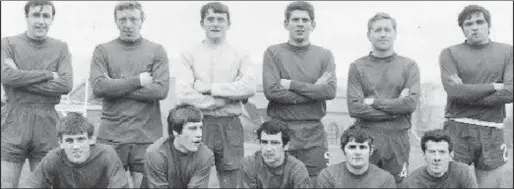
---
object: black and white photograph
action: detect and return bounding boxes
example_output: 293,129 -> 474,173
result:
1,1 -> 512,188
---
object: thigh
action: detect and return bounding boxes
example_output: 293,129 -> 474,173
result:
476,127 -> 508,170
475,163 -> 509,188
29,107 -> 59,162
98,139 -> 130,169
219,117 -> 244,171
1,105 -> 33,163
1,160 -> 24,188
127,143 -> 151,173
443,120 -> 476,165
289,146 -> 329,177
382,131 -> 410,183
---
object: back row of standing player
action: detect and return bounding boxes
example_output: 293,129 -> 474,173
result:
1,0 -> 511,188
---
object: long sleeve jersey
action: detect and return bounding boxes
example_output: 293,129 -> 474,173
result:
1,33 -> 73,104
176,41 -> 256,117
439,41 -> 513,123
316,162 -> 396,188
263,43 -> 337,121
347,53 -> 420,131
89,37 -> 170,143
400,161 -> 478,188
240,151 -> 311,188
142,136 -> 215,188
27,144 -> 128,188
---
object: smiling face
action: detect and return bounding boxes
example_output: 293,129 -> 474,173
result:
201,9 -> 230,42
462,12 -> 490,45
343,138 -> 372,169
424,140 -> 452,177
59,132 -> 92,164
174,122 -> 203,152
367,18 -> 396,52
115,8 -> 143,41
26,4 -> 54,40
284,10 -> 315,44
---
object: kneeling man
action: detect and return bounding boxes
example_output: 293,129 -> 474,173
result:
27,112 -> 128,188
317,125 -> 396,188
142,104 -> 214,188
240,120 -> 311,188
400,129 -> 478,188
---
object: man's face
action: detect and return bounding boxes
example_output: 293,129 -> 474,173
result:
367,19 -> 396,52
59,132 -> 92,164
26,5 -> 54,40
424,140 -> 452,177
284,10 -> 315,43
201,9 -> 230,41
343,138 -> 372,169
174,122 -> 203,152
115,9 -> 143,41
462,12 -> 490,45
259,132 -> 286,167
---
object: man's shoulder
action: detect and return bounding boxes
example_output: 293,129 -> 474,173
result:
394,54 -> 417,65
265,43 -> 287,53
351,55 -> 373,66
369,163 -> 396,180
490,41 -> 513,51
449,161 -> 471,173
194,143 -> 214,160
146,136 -> 169,154
322,161 -> 346,174
92,143 -> 118,157
309,44 -> 332,54
286,154 -> 308,169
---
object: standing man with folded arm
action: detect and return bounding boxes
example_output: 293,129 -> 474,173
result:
439,4 -> 512,188
346,12 -> 420,184
262,1 -> 337,183
89,1 -> 170,188
1,0 -> 73,187
175,2 -> 256,188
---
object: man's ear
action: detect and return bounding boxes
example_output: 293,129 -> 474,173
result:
283,20 -> 288,29
369,145 -> 374,155
311,21 -> 316,30
450,151 -> 454,159
172,130 -> 179,137
284,143 -> 290,151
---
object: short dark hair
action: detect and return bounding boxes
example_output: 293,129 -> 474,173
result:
340,125 -> 374,152
284,1 -> 315,21
367,12 -> 397,33
421,129 -> 454,153
57,112 -> 95,140
167,104 -> 203,136
200,2 -> 230,23
458,4 -> 491,28
256,120 -> 290,146
114,1 -> 145,21
24,0 -> 55,18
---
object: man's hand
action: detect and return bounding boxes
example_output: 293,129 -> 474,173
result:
364,97 -> 374,105
400,88 -> 410,98
139,72 -> 153,87
52,72 -> 60,80
492,83 -> 504,91
315,72 -> 332,85
280,79 -> 292,90
194,81 -> 211,94
4,59 -> 18,70
449,74 -> 463,84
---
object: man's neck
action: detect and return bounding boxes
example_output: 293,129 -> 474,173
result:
466,38 -> 490,46
426,167 -> 446,178
265,154 -> 286,168
288,38 -> 310,47
204,37 -> 226,47
173,138 -> 189,154
371,49 -> 395,58
25,31 -> 46,41
346,162 -> 369,175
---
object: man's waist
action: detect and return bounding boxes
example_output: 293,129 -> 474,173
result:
447,117 -> 503,129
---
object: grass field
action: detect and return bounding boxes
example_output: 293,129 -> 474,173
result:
17,142 -> 513,188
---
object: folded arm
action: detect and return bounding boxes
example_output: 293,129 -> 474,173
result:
262,48 -> 313,104
372,62 -> 420,114
347,63 -> 397,121
211,52 -> 256,100
125,45 -> 170,101
289,50 -> 337,100
89,46 -> 141,98
187,155 -> 214,188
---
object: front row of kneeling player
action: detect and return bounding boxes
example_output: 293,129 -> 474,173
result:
26,104 -> 478,188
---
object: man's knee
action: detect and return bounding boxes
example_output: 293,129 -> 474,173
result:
475,163 -> 509,188
1,160 -> 24,188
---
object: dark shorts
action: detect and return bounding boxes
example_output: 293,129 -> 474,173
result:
1,103 -> 59,163
444,119 -> 508,170
281,120 -> 329,177
97,139 -> 150,172
202,115 -> 244,171
366,128 -> 410,183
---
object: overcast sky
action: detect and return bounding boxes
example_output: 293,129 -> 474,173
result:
2,1 -> 513,86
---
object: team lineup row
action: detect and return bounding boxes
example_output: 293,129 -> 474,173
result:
1,0 -> 512,188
